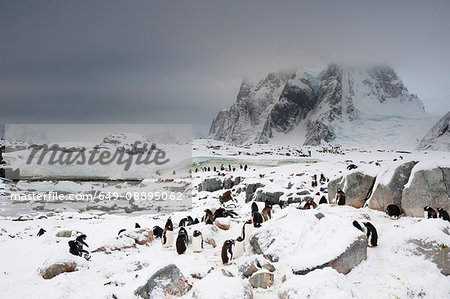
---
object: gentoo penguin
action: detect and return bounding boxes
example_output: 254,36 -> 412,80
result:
436,208 -> 450,222
76,234 -> 89,249
320,173 -> 326,184
241,220 -> 255,246
423,206 -> 437,219
37,228 -> 46,237
135,223 -> 141,228
68,240 -> 89,257
336,189 -> 346,205
152,226 -> 163,239
176,227 -> 188,255
221,240 -> 235,265
192,230 -> 203,253
203,209 -> 214,224
319,196 -> 328,204
251,202 -> 259,214
352,220 -> 365,233
252,212 -> 263,228
362,222 -> 378,247
179,217 -> 188,227
213,208 -> 225,220
299,201 -> 316,210
118,228 -> 126,235
385,204 -> 401,219
162,218 -> 174,248
233,236 -> 245,259
313,192 -> 322,205
347,164 -> 357,170
311,174 -> 318,187
261,201 -> 272,221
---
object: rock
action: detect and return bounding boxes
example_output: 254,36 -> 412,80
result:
219,190 -> 233,204
246,183 -> 264,202
204,238 -> 216,248
409,239 -> 449,276
254,190 -> 284,205
297,190 -> 309,196
201,178 -> 223,192
135,264 -> 192,298
248,272 -> 274,289
40,262 -> 77,279
402,167 -> 450,217
192,272 -> 253,299
314,213 -> 325,220
93,229 -> 153,253
328,172 -> 376,208
221,269 -> 234,277
236,257 -> 259,278
215,218 -> 231,230
417,111 -> 450,151
223,177 -> 234,189
55,230 -> 75,238
369,161 -> 417,211
292,235 -> 367,275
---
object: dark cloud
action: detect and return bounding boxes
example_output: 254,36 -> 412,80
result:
1,0 -> 449,137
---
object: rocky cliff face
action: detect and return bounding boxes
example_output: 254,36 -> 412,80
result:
209,64 -> 427,147
417,111 -> 450,151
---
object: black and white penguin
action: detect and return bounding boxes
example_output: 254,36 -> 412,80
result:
252,211 -> 263,228
251,202 -> 259,214
362,222 -> 378,247
352,220 -> 365,233
241,220 -> 255,246
233,236 -> 245,259
203,209 -> 214,224
162,218 -> 174,248
213,208 -> 225,220
261,201 -> 272,221
436,207 -> 450,222
135,223 -> 141,229
221,239 -> 235,265
118,228 -> 126,235
347,164 -> 357,170
336,189 -> 346,205
422,206 -> 437,219
76,234 -> 89,249
176,227 -> 188,255
319,196 -> 328,204
179,217 -> 188,227
152,226 -> 163,239
68,240 -> 89,257
37,228 -> 46,237
385,204 -> 401,219
192,230 -> 203,253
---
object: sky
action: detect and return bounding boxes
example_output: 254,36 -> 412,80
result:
1,0 -> 450,137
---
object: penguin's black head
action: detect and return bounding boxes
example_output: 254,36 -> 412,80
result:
236,236 -> 244,242
193,230 -> 201,237
165,218 -> 173,229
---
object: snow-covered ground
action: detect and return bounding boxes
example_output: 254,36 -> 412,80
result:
1,139 -> 449,298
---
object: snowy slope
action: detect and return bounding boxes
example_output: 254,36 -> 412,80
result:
417,111 -> 450,151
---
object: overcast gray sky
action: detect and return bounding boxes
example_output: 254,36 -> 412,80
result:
1,0 -> 450,137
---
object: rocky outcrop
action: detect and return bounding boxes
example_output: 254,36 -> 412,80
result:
248,272 -> 274,289
417,111 -> 450,151
39,261 -> 77,279
254,190 -> 284,205
402,167 -> 450,217
135,264 -> 192,298
292,235 -> 367,275
328,172 -> 376,208
245,183 -> 264,202
409,239 -> 449,276
369,161 -> 417,211
201,178 -> 223,192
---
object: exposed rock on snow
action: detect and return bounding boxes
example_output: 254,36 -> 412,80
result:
328,172 -> 376,208
39,261 -> 77,279
402,167 -> 450,217
219,190 -> 233,204
192,272 -> 253,299
369,161 -> 417,211
409,239 -> 449,276
201,178 -> 223,192
55,230 -> 77,238
135,264 -> 192,298
215,218 -> 231,230
245,183 -> 264,202
254,190 -> 284,205
248,272 -> 274,289
93,229 -> 153,253
417,111 -> 450,151
236,257 -> 259,278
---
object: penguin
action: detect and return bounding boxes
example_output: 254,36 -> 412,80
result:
299,201 -> 316,210
220,164 -> 225,171
221,240 -> 234,265
214,166 -> 217,172
320,173 -> 326,184
37,228 -> 46,237
68,240 -> 89,257
162,218 -> 174,248
436,207 -> 450,222
192,230 -> 203,253
179,217 -> 188,227
176,227 -> 188,255
152,226 -> 163,239
352,220 -> 365,233
362,222 -> 378,247
347,164 -> 357,170
76,234 -> 89,249
244,165 -> 248,171
313,192 -> 321,205
241,220 -> 255,246
261,201 -> 272,221
252,212 -> 263,228
233,236 -> 245,259
135,223 -> 141,229
336,189 -> 346,205
422,206 -> 437,219
385,204 -> 401,219
213,208 -> 225,220
251,202 -> 259,214
118,228 -> 126,235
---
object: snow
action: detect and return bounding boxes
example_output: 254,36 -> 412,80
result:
192,272 -> 251,299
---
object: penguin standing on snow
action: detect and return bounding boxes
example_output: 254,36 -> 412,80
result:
436,207 -> 450,222
422,206 -> 437,219
162,218 -> 174,248
385,204 -> 401,219
221,239 -> 235,265
252,211 -> 264,228
192,230 -> 203,253
37,228 -> 46,237
251,202 -> 259,214
261,201 -> 272,221
241,220 -> 255,246
152,226 -> 163,239
233,236 -> 245,259
352,220 -> 366,233
176,227 -> 188,254
362,222 -> 378,247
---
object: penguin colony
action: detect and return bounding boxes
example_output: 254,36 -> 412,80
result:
50,162 -> 448,267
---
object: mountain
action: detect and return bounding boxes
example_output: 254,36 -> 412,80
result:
209,64 -> 437,149
417,111 -> 450,151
